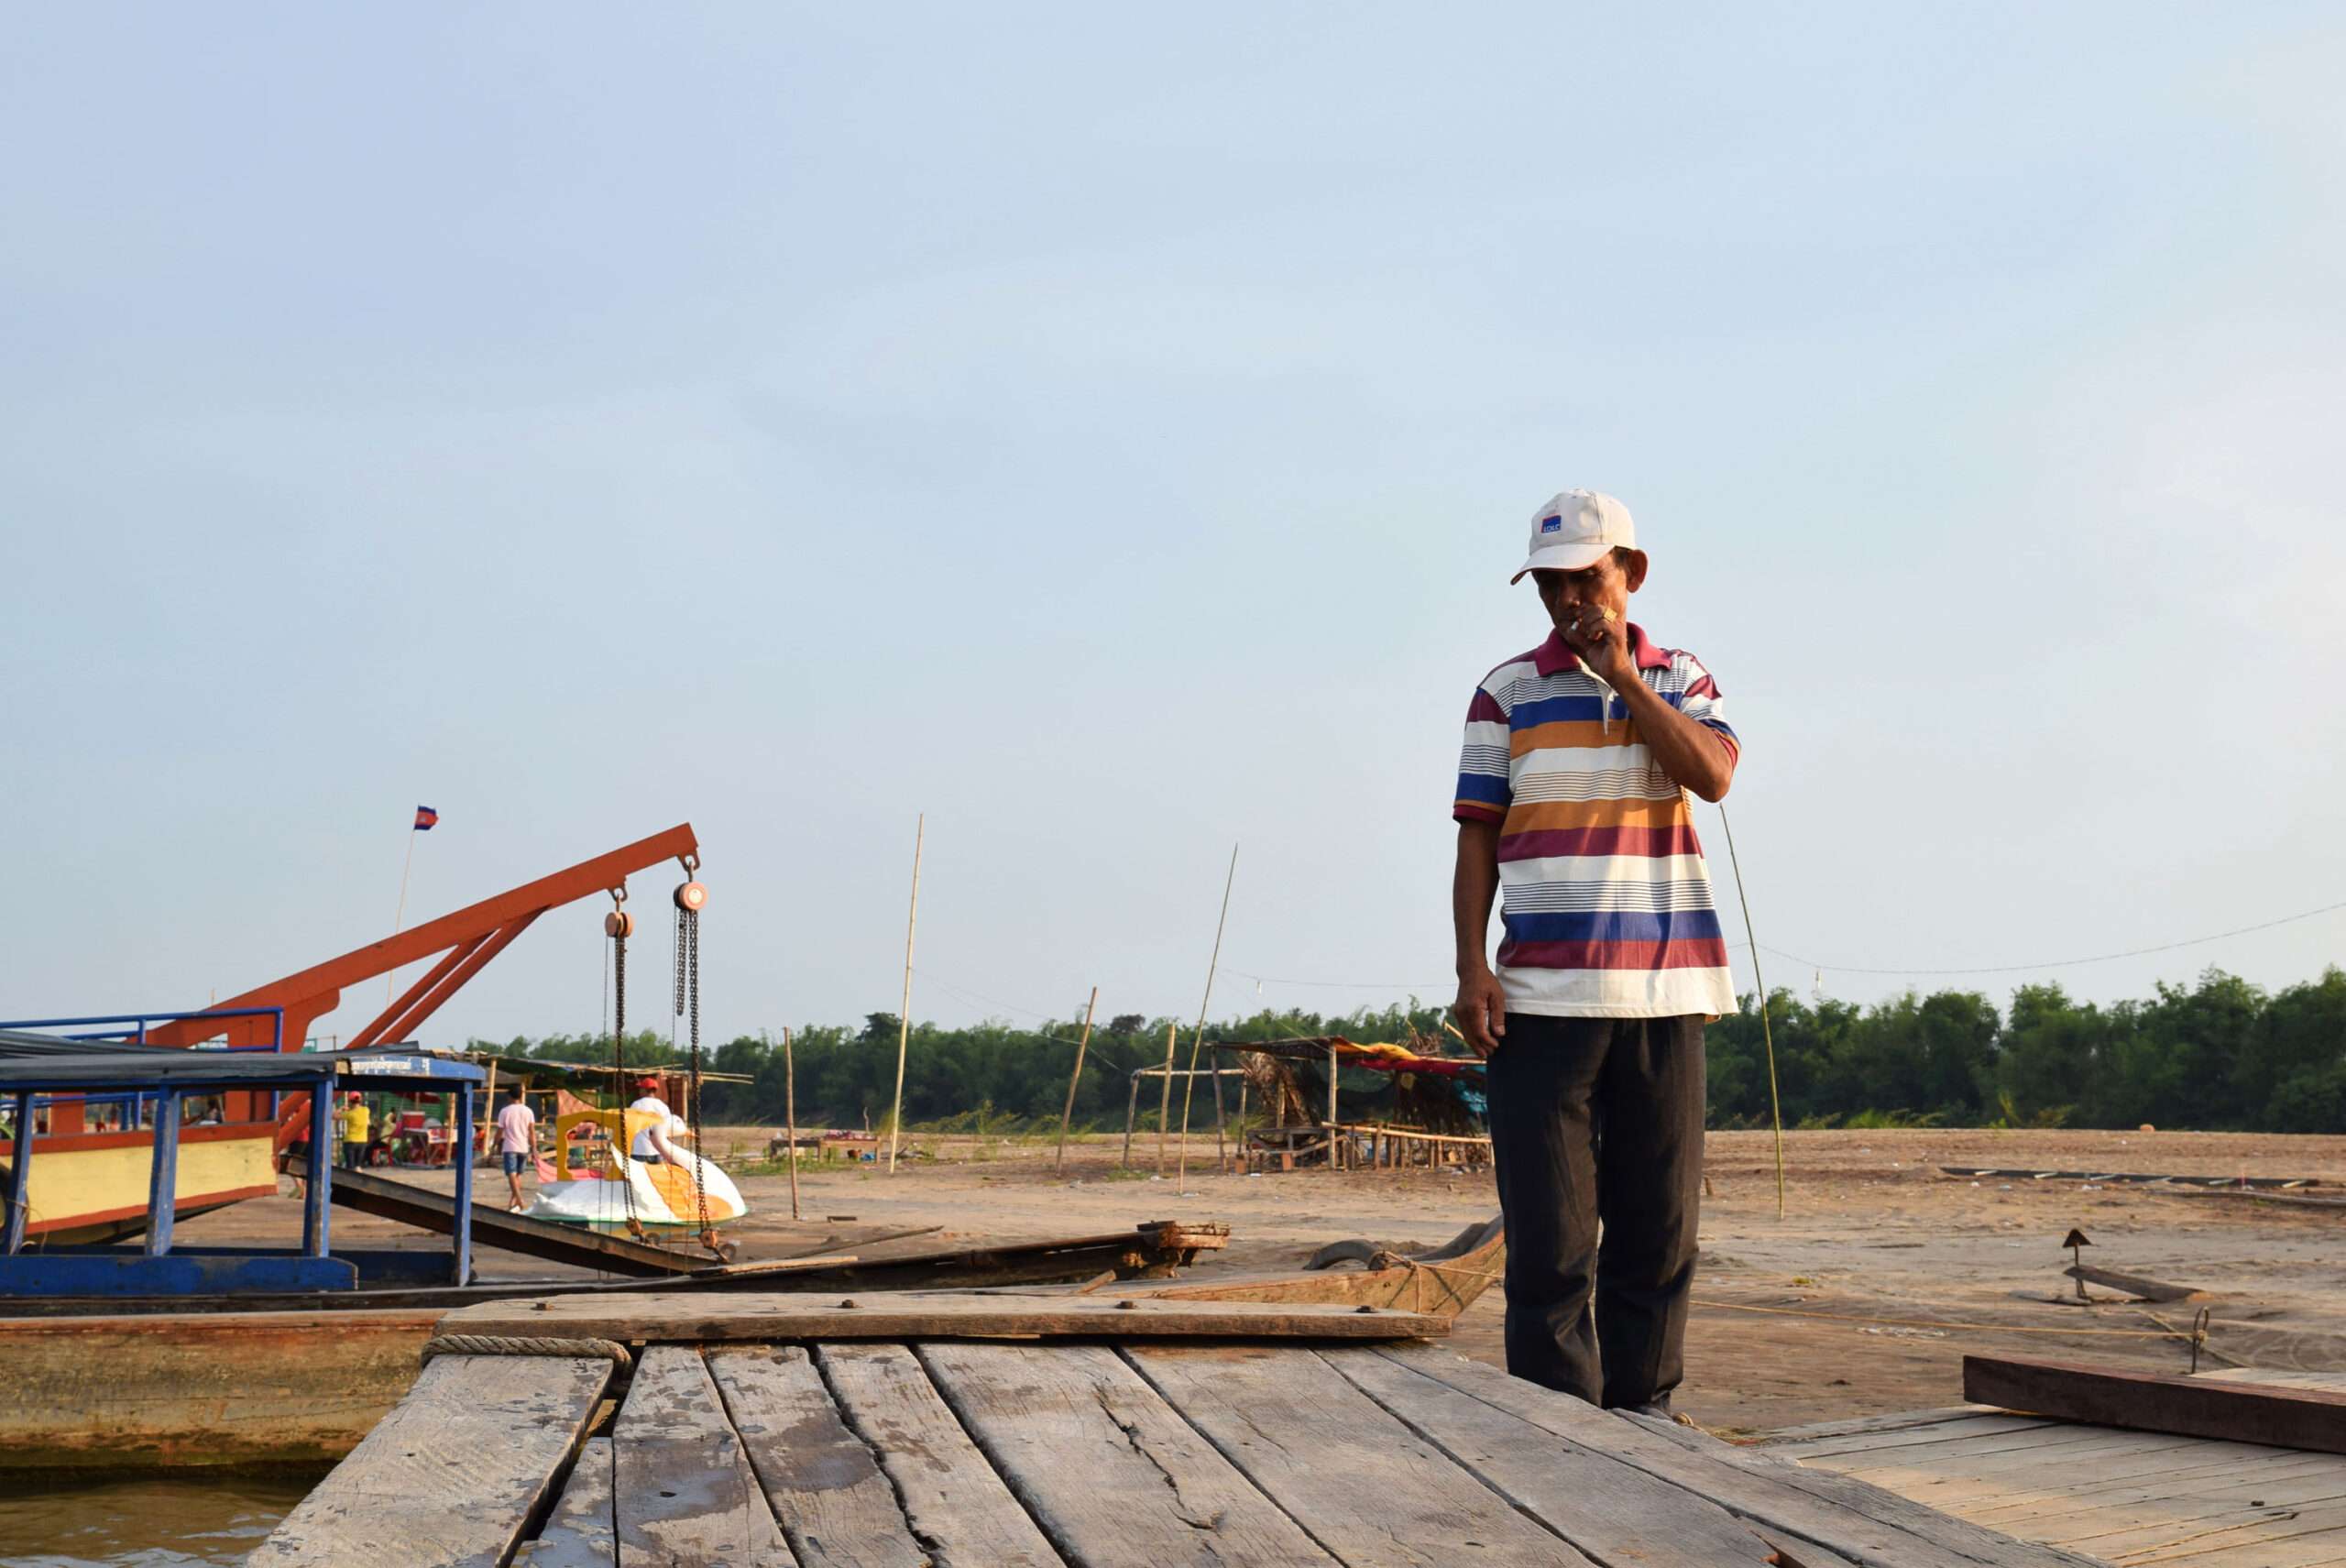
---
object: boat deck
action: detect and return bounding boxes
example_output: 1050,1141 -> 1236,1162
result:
252,1291 -> 2089,1566
1760,1374 -> 2346,1567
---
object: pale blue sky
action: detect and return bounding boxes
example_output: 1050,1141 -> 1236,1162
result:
5,6 -> 2342,1045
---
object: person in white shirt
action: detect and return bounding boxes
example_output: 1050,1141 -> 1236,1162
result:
629,1076 -> 687,1165
494,1085 -> 537,1212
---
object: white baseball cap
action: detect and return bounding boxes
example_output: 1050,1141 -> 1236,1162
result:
1512,489 -> 1635,583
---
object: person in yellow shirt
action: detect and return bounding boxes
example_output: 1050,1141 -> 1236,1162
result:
334,1092 -> 371,1170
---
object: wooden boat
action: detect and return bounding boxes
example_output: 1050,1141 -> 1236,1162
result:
1118,1212 -> 1505,1317
247,1289 -> 2088,1567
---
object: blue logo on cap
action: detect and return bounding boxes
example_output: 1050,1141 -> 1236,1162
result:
1540,515 -> 1562,534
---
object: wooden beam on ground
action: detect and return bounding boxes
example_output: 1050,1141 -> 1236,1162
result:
1124,1342 -> 1602,1565
516,1435 -> 614,1566
613,1345 -> 786,1565
438,1291 -> 1450,1344
2061,1264 -> 2209,1302
1318,1347 -> 1786,1564
1965,1354 -> 2346,1453
249,1352 -> 613,1568
707,1346 -> 927,1568
1369,1343 -> 2099,1568
917,1340 -> 1338,1566
816,1343 -> 1064,1566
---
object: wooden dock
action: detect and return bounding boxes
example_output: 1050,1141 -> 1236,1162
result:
253,1291 -> 2092,1567
1760,1372 -> 2346,1566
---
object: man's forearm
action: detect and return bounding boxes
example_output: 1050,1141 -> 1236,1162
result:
1618,678 -> 1735,801
1453,818 -> 1500,972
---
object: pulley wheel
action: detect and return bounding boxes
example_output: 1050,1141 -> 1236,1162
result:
674,880 -> 707,912
605,910 -> 635,938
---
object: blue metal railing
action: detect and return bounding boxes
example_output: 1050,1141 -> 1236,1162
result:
0,1007 -> 287,1052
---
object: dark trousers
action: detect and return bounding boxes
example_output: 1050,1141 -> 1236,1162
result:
1485,1012 -> 1705,1408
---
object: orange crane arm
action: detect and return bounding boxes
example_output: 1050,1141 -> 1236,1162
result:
146,823 -> 699,1056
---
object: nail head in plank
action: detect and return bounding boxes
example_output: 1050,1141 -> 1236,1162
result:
815,1343 -> 1064,1568
918,1339 -> 1339,1567
519,1436 -> 615,1566
438,1291 -> 1448,1344
250,1353 -> 612,1568
1966,1354 -> 2346,1454
616,1344 -> 790,1566
707,1346 -> 928,1568
1123,1342 -> 1602,1566
1370,1343 -> 2095,1568
1317,1346 -> 1790,1565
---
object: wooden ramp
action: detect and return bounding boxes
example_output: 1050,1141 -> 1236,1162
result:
254,1294 -> 2090,1567
1760,1375 -> 2346,1567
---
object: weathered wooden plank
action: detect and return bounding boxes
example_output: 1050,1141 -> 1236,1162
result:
1755,1409 -> 2034,1448
917,1340 -> 1337,1567
1372,1343 -> 2098,1568
520,1436 -> 616,1566
1615,1407 -> 2107,1568
1968,1354 -> 2346,1453
1763,1414 -> 2064,1457
816,1343 -> 1063,1567
707,1347 -> 927,1568
1317,1346 -> 1793,1565
1123,1343 -> 1599,1565
615,1345 -> 791,1567
251,1353 -> 612,1568
440,1291 -> 1446,1343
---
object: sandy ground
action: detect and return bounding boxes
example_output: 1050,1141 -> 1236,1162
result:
175,1126 -> 2346,1437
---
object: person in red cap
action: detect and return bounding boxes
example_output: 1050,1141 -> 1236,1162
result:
628,1076 -> 684,1165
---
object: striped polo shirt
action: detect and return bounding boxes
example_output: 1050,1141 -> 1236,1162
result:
1453,624 -> 1739,1018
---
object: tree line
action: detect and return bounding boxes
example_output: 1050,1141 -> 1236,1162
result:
471,964 -> 2346,1134
1705,966 -> 2346,1132
474,1001 -> 1449,1134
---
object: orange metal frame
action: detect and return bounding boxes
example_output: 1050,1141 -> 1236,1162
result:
128,824 -> 698,1146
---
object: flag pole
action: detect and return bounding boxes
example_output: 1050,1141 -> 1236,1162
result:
386,820 -> 421,1009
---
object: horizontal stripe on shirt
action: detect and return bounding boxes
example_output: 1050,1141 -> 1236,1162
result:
1496,938 -> 1733,972
1497,824 -> 1708,861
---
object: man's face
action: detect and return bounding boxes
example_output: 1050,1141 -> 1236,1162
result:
1531,550 -> 1646,630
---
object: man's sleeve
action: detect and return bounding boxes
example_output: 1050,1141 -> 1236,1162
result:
1675,653 -> 1740,766
1453,685 -> 1513,825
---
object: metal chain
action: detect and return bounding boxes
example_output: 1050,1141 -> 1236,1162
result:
682,905 -> 710,1242
612,913 -> 641,1239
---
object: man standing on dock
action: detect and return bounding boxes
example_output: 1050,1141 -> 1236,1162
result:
1452,488 -> 1739,1416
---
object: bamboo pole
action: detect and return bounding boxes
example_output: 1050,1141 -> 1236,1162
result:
1327,1041 -> 1341,1170
783,1025 -> 801,1221
1053,987 -> 1100,1178
1175,843 -> 1239,1192
1155,1024 -> 1176,1175
886,814 -> 925,1175
1718,806 -> 1785,1221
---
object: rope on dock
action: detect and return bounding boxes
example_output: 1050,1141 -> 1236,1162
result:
420,1333 -> 635,1371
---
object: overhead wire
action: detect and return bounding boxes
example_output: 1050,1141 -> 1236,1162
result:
1208,894 -> 2346,995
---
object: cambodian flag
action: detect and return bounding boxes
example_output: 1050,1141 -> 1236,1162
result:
413,806 -> 439,831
